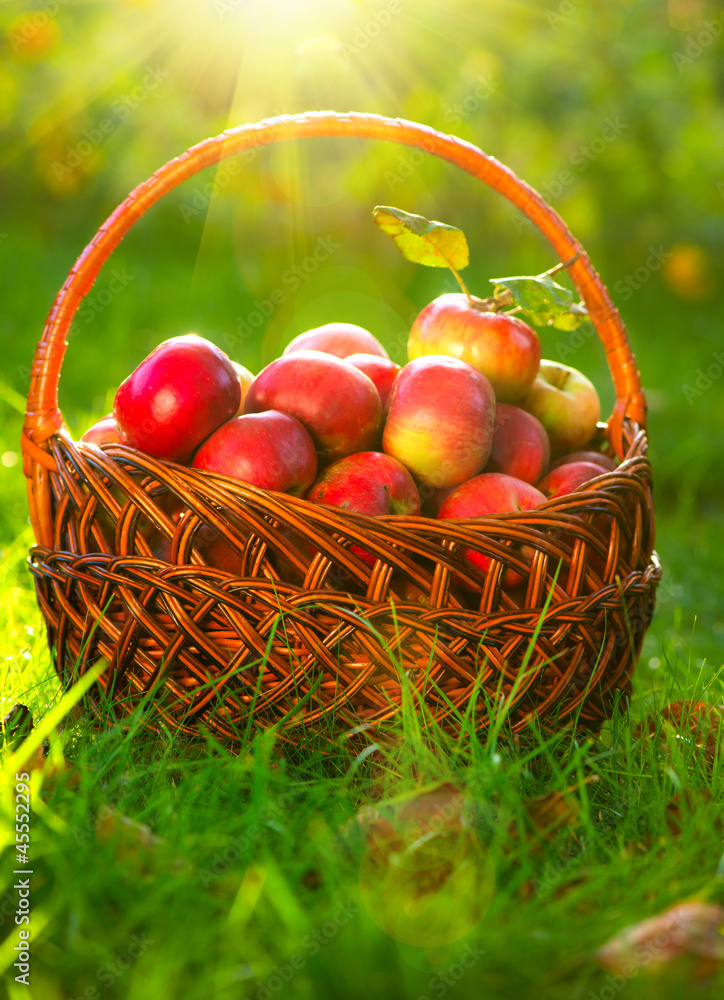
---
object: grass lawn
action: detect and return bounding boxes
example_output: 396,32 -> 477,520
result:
1,231 -> 723,999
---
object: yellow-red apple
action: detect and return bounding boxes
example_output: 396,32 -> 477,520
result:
517,360 -> 601,456
408,293 -> 540,403
383,356 -> 496,489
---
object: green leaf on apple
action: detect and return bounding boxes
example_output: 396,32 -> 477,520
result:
373,206 -> 470,271
489,272 -> 589,330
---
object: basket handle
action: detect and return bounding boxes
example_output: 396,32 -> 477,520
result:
23,112 -> 646,514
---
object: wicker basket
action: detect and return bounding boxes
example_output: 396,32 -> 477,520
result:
21,112 -> 660,744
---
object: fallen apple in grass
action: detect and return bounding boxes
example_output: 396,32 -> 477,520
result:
113,334 -> 241,464
518,360 -> 601,456
244,350 -> 383,466
485,403 -> 550,485
408,294 -> 541,404
537,460 -> 607,500
438,472 -> 546,584
283,322 -> 389,360
383,355 -> 496,490
191,410 -> 317,496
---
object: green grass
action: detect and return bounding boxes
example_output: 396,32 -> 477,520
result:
1,597 -> 723,1000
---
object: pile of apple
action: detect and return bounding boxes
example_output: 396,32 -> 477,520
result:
81,292 -> 615,583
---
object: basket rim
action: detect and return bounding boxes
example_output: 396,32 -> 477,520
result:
64,417 -> 651,526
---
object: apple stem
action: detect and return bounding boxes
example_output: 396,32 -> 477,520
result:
543,253 -> 582,279
449,263 -> 472,301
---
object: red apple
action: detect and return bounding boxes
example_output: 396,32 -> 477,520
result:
485,403 -> 550,485
192,411 -> 317,496
306,451 -> 419,567
283,323 -> 389,360
537,461 -> 606,500
244,351 -> 383,465
438,473 -> 546,582
81,416 -> 121,447
306,451 -> 420,516
113,334 -> 240,464
408,293 -> 540,403
550,450 -> 617,473
344,354 -> 400,409
517,360 -> 601,456
383,356 -> 496,489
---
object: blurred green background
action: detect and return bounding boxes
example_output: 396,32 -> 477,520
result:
1,0 -> 723,673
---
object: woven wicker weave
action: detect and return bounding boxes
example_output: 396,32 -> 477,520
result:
21,112 -> 660,743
